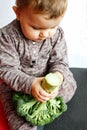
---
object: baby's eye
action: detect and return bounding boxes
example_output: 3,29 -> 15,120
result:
32,26 -> 41,30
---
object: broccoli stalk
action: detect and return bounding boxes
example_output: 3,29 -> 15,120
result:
13,73 -> 67,126
41,73 -> 62,93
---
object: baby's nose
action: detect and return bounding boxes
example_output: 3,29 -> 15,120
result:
39,31 -> 50,38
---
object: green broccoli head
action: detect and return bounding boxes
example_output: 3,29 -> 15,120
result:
13,92 -> 67,126
12,73 -> 67,126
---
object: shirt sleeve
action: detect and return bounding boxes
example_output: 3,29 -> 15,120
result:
48,27 -> 77,103
0,30 -> 34,94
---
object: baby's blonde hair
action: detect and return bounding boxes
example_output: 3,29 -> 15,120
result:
15,0 -> 67,18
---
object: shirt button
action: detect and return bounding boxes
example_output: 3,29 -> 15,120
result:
30,64 -> 33,68
32,42 -> 35,45
33,50 -> 36,54
32,60 -> 36,64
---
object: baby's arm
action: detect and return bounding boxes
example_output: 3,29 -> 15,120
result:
0,30 -> 34,95
48,27 -> 77,103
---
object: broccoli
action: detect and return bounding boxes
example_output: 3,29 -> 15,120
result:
13,73 -> 67,126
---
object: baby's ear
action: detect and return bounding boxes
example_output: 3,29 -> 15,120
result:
12,6 -> 20,20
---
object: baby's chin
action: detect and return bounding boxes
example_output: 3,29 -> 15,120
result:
32,39 -> 46,42
25,36 -> 47,42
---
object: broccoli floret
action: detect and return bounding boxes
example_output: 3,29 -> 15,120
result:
17,99 -> 37,116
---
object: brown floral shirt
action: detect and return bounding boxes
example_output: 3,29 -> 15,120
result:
0,19 -> 77,103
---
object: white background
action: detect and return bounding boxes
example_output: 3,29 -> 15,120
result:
0,0 -> 87,68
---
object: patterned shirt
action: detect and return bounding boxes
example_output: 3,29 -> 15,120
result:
0,19 -> 77,103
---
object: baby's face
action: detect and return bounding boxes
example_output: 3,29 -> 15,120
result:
13,6 -> 62,42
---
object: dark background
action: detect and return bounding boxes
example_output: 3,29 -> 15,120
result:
38,68 -> 87,130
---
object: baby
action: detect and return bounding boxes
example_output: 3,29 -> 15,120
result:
0,0 -> 77,130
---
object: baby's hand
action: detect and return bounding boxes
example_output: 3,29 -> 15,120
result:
49,87 -> 59,99
31,72 -> 63,102
31,77 -> 51,102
